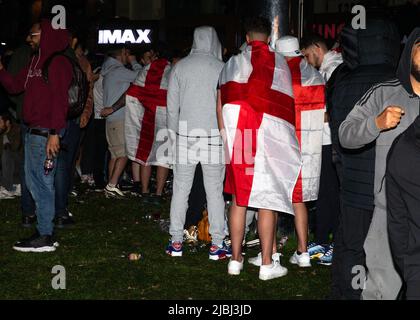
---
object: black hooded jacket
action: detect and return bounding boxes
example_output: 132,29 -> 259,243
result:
329,19 -> 401,211
386,29 -> 420,288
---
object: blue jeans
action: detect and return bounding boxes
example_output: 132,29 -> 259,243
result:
55,119 -> 81,217
24,133 -> 57,236
20,124 -> 36,217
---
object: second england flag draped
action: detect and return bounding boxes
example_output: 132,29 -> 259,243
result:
287,56 -> 326,203
125,59 -> 172,168
219,41 -> 302,214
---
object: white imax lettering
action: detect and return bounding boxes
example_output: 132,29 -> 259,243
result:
98,29 -> 151,44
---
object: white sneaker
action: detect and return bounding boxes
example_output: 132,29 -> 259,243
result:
248,252 -> 281,267
0,188 -> 15,199
12,184 -> 21,197
228,259 -> 244,276
80,175 -> 89,184
105,184 -> 125,197
289,251 -> 311,267
259,260 -> 288,281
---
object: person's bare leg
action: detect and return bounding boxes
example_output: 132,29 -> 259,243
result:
293,202 -> 308,253
155,166 -> 169,195
272,213 -> 278,254
258,209 -> 276,266
141,165 -> 152,193
108,158 -> 116,182
109,157 -> 128,186
132,162 -> 141,183
229,196 -> 246,262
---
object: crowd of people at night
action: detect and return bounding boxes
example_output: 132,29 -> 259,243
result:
0,13 -> 419,300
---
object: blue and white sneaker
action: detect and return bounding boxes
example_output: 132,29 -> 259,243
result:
166,241 -> 183,257
318,244 -> 334,266
209,241 -> 232,261
307,242 -> 326,260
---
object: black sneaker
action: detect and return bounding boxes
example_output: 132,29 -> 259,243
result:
141,193 -> 152,203
13,233 -> 57,253
130,183 -> 142,197
92,185 -> 106,193
22,215 -> 37,228
151,194 -> 163,205
55,215 -> 75,229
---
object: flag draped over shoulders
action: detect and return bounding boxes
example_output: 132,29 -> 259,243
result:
219,41 -> 302,214
287,57 -> 326,203
125,59 -> 172,167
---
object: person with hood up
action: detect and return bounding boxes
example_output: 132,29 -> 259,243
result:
339,28 -> 420,300
0,20 -> 73,252
100,46 -> 142,198
329,20 -> 401,300
165,26 -> 228,259
386,34 -> 420,299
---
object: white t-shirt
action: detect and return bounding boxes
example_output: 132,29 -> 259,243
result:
93,75 -> 104,120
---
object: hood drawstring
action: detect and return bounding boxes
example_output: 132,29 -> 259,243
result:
34,48 -> 41,70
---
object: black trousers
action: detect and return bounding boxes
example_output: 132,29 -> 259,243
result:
92,119 -> 108,188
314,145 -> 340,244
330,205 -> 373,300
184,163 -> 206,229
81,117 -> 95,176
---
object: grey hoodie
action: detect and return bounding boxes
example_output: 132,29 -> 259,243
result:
101,57 -> 142,122
167,26 -> 224,137
339,28 -> 420,211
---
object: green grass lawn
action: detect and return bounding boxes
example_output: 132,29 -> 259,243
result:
0,191 -> 331,300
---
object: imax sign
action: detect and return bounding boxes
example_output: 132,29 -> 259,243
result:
98,29 -> 152,44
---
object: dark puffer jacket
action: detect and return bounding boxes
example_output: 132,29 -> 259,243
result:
329,19 -> 400,211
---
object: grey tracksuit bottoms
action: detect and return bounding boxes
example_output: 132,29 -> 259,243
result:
169,163 -> 226,246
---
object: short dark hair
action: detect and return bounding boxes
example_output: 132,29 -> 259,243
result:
152,41 -> 173,61
244,16 -> 272,37
300,34 -> 328,50
107,45 -> 126,58
0,112 -> 14,124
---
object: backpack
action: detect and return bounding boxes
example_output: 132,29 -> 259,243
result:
42,51 -> 88,119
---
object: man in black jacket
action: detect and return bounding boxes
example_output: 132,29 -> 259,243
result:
329,19 -> 400,299
386,36 -> 420,300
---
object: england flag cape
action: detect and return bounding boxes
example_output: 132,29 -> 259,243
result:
125,59 -> 172,167
287,57 -> 326,203
219,41 -> 302,214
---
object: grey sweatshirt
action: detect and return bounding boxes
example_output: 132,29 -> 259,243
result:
167,26 -> 225,137
101,57 -> 142,122
339,28 -> 420,210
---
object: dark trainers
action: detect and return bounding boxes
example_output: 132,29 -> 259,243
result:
55,215 -> 75,229
141,193 -> 152,204
130,183 -> 142,197
22,215 -> 37,228
150,194 -> 163,205
13,233 -> 57,253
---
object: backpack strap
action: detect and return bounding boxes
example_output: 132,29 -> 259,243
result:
42,50 -> 75,84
